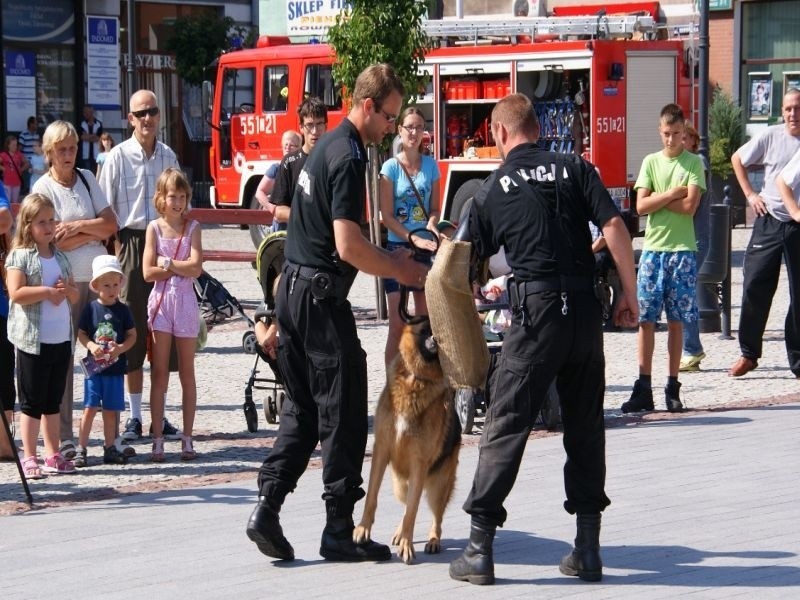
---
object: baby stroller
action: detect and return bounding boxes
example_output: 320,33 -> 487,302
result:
242,231 -> 288,432
195,270 -> 253,329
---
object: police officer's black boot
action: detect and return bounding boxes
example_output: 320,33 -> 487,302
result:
246,496 -> 295,561
559,513 -> 602,582
449,517 -> 496,585
319,502 -> 391,562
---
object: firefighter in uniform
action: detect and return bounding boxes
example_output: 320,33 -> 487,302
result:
449,94 -> 639,585
245,64 -> 429,563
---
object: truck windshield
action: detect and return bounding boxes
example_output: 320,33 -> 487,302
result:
220,67 -> 256,118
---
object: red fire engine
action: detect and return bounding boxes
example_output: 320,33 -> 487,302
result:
207,3 -> 695,246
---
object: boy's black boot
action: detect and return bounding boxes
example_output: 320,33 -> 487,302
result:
665,380 -> 684,413
449,517 -> 496,585
621,379 -> 654,413
246,496 -> 295,560
559,513 -> 603,582
319,502 -> 391,562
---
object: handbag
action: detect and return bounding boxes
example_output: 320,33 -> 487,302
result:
146,220 -> 189,361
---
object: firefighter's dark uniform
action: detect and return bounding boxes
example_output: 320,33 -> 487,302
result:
256,119 -> 369,517
462,143 -> 620,525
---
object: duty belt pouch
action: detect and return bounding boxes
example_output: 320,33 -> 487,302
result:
593,276 -> 612,321
310,271 -> 333,301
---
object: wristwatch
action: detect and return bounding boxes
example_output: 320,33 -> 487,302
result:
162,257 -> 172,271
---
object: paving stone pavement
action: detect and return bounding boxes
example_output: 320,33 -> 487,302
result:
2,224 -> 799,560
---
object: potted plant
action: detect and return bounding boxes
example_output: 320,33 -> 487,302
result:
708,86 -> 747,225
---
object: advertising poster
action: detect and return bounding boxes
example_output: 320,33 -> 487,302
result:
748,72 -> 772,120
36,47 -> 76,126
785,71 -> 800,95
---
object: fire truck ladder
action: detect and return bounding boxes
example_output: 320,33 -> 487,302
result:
423,14 -> 656,42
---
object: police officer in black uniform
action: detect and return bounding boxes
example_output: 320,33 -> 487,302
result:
449,94 -> 639,585
246,64 -> 429,563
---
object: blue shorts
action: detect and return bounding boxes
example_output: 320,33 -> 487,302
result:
383,241 -> 432,294
637,249 -> 698,324
83,374 -> 125,411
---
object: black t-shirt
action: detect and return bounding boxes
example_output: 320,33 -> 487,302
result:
78,299 -> 135,376
466,143 -> 620,281
271,149 -> 308,208
284,119 -> 367,282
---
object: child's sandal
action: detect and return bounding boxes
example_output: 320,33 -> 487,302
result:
151,437 -> 165,463
180,435 -> 197,461
22,455 -> 43,480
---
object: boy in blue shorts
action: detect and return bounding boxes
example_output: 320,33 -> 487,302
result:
74,255 -> 137,466
622,104 -> 706,413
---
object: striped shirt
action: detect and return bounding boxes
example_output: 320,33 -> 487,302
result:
6,245 -> 74,354
18,129 -> 40,160
98,136 -> 179,230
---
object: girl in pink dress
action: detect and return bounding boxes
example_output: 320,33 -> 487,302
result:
143,168 -> 203,462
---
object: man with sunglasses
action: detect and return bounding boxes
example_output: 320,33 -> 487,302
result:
98,89 -> 182,445
246,63 -> 428,563
270,97 -> 328,229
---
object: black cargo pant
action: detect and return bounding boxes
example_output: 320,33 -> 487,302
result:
257,264 -> 368,515
463,289 -> 610,526
738,213 -> 800,375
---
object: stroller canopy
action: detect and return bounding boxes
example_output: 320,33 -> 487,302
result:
256,231 -> 287,309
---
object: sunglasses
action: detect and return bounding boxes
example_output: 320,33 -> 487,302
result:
131,106 -> 160,119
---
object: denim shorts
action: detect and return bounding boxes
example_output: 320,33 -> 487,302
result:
383,241 -> 432,294
637,249 -> 698,323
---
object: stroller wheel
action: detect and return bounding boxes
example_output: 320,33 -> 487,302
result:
455,388 -> 476,435
243,398 -> 258,433
265,395 -> 278,424
242,330 -> 258,354
277,392 -> 285,416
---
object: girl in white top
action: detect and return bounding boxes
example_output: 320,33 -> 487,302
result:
5,194 -> 79,478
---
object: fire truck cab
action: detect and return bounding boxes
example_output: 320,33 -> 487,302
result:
208,3 -> 695,245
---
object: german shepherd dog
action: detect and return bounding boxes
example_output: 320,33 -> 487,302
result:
354,319 -> 461,564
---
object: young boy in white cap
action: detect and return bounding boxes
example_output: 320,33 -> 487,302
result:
74,255 -> 137,466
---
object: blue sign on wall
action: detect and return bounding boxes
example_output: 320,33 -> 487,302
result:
2,0 -> 76,44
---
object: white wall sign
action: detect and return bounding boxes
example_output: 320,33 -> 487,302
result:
4,50 -> 36,132
87,16 -> 120,109
286,0 -> 352,36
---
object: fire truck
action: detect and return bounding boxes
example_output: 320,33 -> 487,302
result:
207,2 -> 695,246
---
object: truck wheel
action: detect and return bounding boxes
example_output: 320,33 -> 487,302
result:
448,178 -> 484,224
248,195 -> 270,249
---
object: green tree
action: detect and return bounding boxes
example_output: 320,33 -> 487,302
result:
708,86 -> 744,179
326,0 -> 431,110
166,12 -> 254,86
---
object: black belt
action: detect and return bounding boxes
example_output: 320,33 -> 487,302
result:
285,261 -> 332,281
514,275 -> 593,294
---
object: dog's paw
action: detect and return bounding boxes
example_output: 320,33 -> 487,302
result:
424,537 -> 442,554
397,539 -> 416,564
352,524 -> 372,544
391,526 -> 403,546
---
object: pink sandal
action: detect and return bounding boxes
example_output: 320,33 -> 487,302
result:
22,455 -> 43,480
151,437 -> 165,463
180,436 -> 197,461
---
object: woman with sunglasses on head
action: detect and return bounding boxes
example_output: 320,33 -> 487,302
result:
32,120 -> 117,458
379,106 -> 441,366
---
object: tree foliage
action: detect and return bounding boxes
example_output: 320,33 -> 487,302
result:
708,86 -> 744,179
166,12 -> 254,86
326,0 -> 431,108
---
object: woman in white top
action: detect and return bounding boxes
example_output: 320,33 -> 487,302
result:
32,120 -> 117,454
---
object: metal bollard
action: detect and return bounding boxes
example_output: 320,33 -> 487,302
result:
697,203 -> 731,333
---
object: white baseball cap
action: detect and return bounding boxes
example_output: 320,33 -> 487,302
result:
91,254 -> 125,289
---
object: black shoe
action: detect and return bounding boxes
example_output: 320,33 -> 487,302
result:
246,497 -> 295,561
103,445 -> 128,465
665,381 -> 684,413
150,418 -> 183,440
319,517 -> 391,562
559,513 -> 603,582
449,519 -> 496,585
621,379 -> 654,413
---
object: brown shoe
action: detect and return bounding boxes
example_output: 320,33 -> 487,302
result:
729,356 -> 758,377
